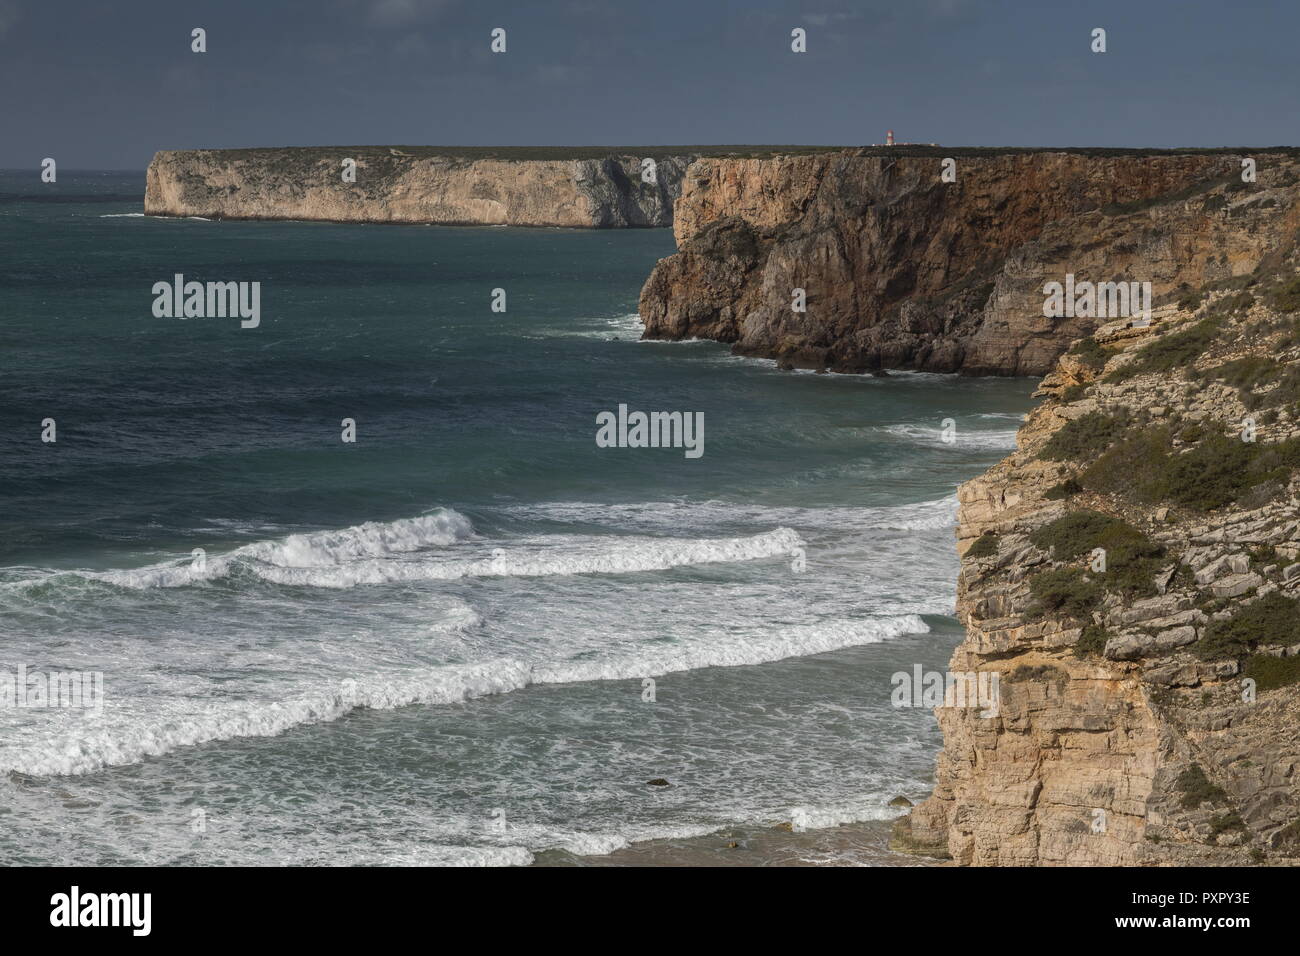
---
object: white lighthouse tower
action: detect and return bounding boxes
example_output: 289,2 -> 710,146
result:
885,130 -> 895,146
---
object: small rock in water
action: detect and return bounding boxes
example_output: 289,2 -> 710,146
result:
646,778 -> 671,787
889,795 -> 914,808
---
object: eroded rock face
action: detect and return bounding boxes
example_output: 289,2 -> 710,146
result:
905,281 -> 1300,865
144,148 -> 694,227
639,150 -> 1300,375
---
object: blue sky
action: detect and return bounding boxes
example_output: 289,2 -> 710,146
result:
3,0 -> 1296,168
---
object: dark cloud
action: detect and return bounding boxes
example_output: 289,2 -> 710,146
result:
2,0 -> 1297,169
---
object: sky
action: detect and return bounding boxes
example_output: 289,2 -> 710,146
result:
3,0 -> 1298,169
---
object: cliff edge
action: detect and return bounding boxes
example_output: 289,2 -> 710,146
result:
144,147 -> 704,227
143,146 -> 844,228
898,246 -> 1300,865
639,148 -> 1300,376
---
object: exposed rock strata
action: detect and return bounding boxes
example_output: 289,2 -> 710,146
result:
901,260 -> 1300,865
145,147 -> 697,227
639,149 -> 1300,375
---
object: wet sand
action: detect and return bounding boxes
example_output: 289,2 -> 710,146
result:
536,818 -> 942,867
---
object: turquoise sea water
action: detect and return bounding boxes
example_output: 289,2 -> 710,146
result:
0,171 -> 1036,864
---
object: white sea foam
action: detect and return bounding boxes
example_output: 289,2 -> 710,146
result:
882,423 -> 1019,450
388,845 -> 536,867
789,800 -> 908,830
0,612 -> 922,777
526,312 -> 645,340
99,212 -> 145,218
9,510 -> 801,593
500,495 -> 958,534
83,509 -> 474,589
253,527 -> 803,588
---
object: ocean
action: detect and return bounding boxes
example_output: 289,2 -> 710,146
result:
0,171 -> 1036,865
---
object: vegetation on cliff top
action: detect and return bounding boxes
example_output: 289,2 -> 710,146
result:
1026,511 -> 1165,619
1196,592 -> 1300,660
1243,652 -> 1300,691
1102,317 -> 1224,383
1037,410 -> 1131,461
965,533 -> 998,559
1082,427 -> 1300,512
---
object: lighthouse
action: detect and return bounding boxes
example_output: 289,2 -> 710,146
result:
886,130 -> 895,146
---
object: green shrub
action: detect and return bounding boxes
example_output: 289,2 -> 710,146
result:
1028,568 -> 1103,619
1060,383 -> 1087,403
1043,477 -> 1082,500
1030,511 -> 1119,560
1248,544 -> 1277,569
1219,291 -> 1255,314
1081,426 -> 1170,496
1269,276 -> 1300,313
1178,290 -> 1204,312
1197,593 -> 1300,660
1083,426 -> 1300,512
1104,317 -> 1224,382
1177,764 -> 1228,809
1038,411 -> 1131,461
1200,357 -> 1300,410
1204,273 -> 1255,293
1068,336 -> 1116,372
1243,652 -> 1300,691
1149,433 -> 1261,511
1030,511 -> 1162,564
1075,624 -> 1108,658
1029,510 -> 1166,604
965,533 -> 998,559
1209,811 -> 1248,837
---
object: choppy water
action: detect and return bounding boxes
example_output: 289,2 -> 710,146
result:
0,171 -> 1035,865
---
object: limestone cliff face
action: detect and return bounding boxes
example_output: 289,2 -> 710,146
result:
639,149 -> 1300,375
898,235 -> 1300,863
144,148 -> 694,227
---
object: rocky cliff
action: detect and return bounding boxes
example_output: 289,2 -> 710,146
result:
144,147 -> 704,227
893,211 -> 1300,863
639,148 -> 1300,375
